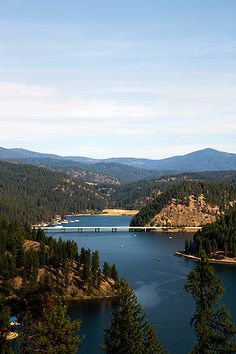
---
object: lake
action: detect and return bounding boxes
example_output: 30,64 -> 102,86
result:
50,215 -> 236,354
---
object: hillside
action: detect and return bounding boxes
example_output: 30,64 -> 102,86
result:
130,180 -> 236,227
183,207 -> 236,261
0,222 -> 118,307
109,171 -> 236,210
0,160 -> 106,224
0,153 -> 174,183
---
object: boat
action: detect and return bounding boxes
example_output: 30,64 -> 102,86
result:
75,219 -> 80,222
61,220 -> 69,224
169,236 -> 172,239
120,245 -> 124,248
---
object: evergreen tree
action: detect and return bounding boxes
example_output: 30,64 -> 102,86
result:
110,264 -> 118,281
0,295 -> 13,354
103,262 -> 111,278
184,251 -> 236,353
82,251 -> 91,283
101,280 -> 164,354
91,250 -> 100,277
18,311 -> 36,354
97,269 -> 102,289
33,300 -> 81,354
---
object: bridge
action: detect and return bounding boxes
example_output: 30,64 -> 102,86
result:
37,226 -> 202,233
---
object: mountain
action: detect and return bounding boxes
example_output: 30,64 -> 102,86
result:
0,147 -> 61,160
0,147 -> 177,183
1,147 -> 236,179
105,148 -> 236,171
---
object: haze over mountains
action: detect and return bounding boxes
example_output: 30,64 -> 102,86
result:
1,147 -> 236,172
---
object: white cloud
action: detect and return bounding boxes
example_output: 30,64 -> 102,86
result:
0,80 -> 235,157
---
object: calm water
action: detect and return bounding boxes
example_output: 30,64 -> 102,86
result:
50,215 -> 236,354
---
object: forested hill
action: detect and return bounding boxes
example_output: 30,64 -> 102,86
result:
0,160 -> 106,224
109,171 -> 236,210
185,207 -> 236,258
0,221 -> 118,306
2,156 -> 176,183
130,180 -> 236,227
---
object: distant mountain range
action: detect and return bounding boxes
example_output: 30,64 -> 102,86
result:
105,148 -> 236,171
0,147 -> 236,182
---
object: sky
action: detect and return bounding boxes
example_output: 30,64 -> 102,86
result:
0,0 -> 235,158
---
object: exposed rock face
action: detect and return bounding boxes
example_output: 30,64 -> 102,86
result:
148,195 -> 222,227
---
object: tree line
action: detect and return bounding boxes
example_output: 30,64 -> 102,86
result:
185,207 -> 236,258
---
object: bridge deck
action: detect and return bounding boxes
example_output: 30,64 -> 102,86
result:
37,226 -> 202,233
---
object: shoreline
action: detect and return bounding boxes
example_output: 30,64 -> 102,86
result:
175,251 -> 236,265
67,208 -> 139,217
149,227 -> 201,233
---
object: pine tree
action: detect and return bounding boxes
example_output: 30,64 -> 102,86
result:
91,250 -> 100,277
33,300 -> 81,354
97,269 -> 102,289
101,280 -> 164,354
19,311 -> 36,354
103,262 -> 111,278
110,264 -> 118,281
184,251 -> 236,353
0,295 -> 13,354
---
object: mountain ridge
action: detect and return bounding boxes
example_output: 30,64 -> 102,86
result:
1,147 -> 236,173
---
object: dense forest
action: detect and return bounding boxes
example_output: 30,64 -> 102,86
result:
130,180 -> 236,226
1,154 -> 176,183
105,171 -> 236,210
0,221 -> 118,309
0,161 -> 106,224
185,207 -> 236,258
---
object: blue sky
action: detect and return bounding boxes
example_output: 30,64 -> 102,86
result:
0,0 -> 235,158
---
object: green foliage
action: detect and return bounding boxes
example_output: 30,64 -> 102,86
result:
102,280 -> 164,354
187,208 -> 236,258
0,160 -> 106,224
110,264 -> 118,281
33,301 -> 81,354
91,250 -> 100,277
103,262 -> 111,278
0,221 -> 118,310
0,295 -> 13,354
185,251 -> 236,353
